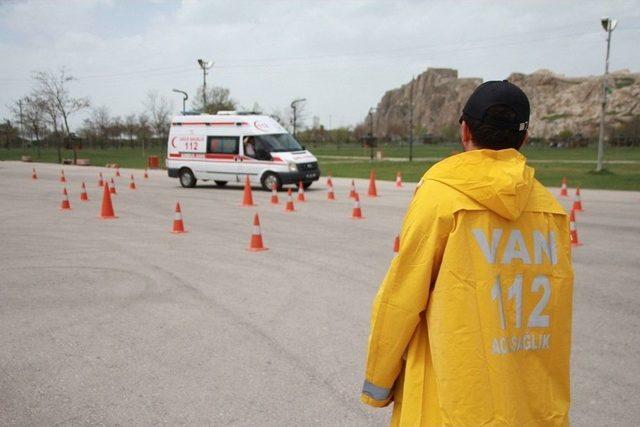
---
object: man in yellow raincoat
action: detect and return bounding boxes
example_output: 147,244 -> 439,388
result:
362,81 -> 573,426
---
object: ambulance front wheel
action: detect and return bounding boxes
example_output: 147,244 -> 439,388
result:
179,168 -> 197,188
303,181 -> 313,189
261,172 -> 282,191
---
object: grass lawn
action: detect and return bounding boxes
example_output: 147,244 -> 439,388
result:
2,145 -> 639,190
320,159 -> 640,191
0,146 -> 164,169
309,142 -> 640,162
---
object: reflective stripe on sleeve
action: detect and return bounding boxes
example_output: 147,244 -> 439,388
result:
362,380 -> 391,401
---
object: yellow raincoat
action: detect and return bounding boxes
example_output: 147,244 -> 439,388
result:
362,149 -> 573,426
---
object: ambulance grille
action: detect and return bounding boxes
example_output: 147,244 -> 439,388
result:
299,162 -> 318,171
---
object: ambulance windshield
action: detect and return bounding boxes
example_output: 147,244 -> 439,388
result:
254,134 -> 303,153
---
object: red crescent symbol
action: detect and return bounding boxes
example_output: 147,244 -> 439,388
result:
171,137 -> 178,148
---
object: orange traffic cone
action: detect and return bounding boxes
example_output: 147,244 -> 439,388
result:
569,209 -> 582,246
110,178 -> 117,195
393,235 -> 400,253
348,180 -> 357,199
297,181 -> 306,202
80,182 -> 89,201
559,177 -> 568,197
368,170 -> 378,197
60,170 -> 66,183
32,168 -> 38,180
327,176 -> 333,188
327,181 -> 336,200
284,188 -> 295,212
248,213 -> 268,251
115,168 -> 121,177
572,187 -> 583,211
144,168 -> 149,179
396,171 -> 402,188
172,202 -> 187,233
241,175 -> 255,206
351,192 -> 364,219
60,188 -> 71,210
270,183 -> 279,204
98,172 -> 104,187
129,174 -> 136,190
99,183 -> 117,219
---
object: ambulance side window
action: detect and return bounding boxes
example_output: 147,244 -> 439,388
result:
207,137 -> 239,154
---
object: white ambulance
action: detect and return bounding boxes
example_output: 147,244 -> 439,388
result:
166,112 -> 321,190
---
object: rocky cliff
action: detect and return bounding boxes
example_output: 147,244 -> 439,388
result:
368,67 -> 640,140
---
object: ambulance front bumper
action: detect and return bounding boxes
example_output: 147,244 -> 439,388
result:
278,169 -> 321,184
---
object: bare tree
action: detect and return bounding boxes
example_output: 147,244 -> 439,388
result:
124,114 -> 138,149
144,91 -> 172,154
32,68 -> 89,163
10,96 -> 48,156
136,113 -> 152,154
192,85 -> 236,114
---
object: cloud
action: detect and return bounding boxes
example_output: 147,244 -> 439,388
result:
1,0 -> 639,128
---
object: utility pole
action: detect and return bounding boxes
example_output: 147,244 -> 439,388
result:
290,98 -> 306,138
197,59 -> 213,113
18,99 -> 24,150
596,18 -> 617,172
408,76 -> 415,162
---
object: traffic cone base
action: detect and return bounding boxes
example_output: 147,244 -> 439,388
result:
80,182 -> 89,201
248,213 -> 268,251
349,180 -> 356,199
284,189 -> 295,212
572,187 -> 583,211
327,185 -> 336,200
368,170 -> 378,197
270,183 -> 279,204
351,193 -> 364,219
569,210 -> 581,246
60,188 -> 71,210
241,176 -> 256,206
172,202 -> 187,233
99,183 -> 117,219
559,177 -> 568,197
395,172 -> 402,188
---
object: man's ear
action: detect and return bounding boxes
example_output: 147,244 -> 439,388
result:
460,121 -> 474,151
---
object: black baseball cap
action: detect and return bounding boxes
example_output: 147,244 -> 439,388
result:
459,80 -> 530,131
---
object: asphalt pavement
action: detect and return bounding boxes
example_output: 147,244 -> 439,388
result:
0,161 -> 638,426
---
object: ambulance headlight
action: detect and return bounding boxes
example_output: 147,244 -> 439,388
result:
288,162 -> 298,172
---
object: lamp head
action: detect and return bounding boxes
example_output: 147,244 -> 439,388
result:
601,17 -> 617,31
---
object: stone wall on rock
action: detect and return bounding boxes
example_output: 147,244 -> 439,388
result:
368,67 -> 640,140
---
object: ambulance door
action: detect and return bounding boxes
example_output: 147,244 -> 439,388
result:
206,136 -> 240,183
239,135 -> 268,185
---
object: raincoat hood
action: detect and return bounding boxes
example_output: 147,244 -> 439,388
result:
424,149 -> 534,220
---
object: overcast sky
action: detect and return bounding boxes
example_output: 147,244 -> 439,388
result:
1,0 -> 639,129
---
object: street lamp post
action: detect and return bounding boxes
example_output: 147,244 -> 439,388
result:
408,76 -> 415,162
197,59 -> 214,112
596,17 -> 617,172
290,98 -> 306,138
172,89 -> 189,114
368,107 -> 376,161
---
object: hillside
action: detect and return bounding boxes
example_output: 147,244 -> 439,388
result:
368,67 -> 640,140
